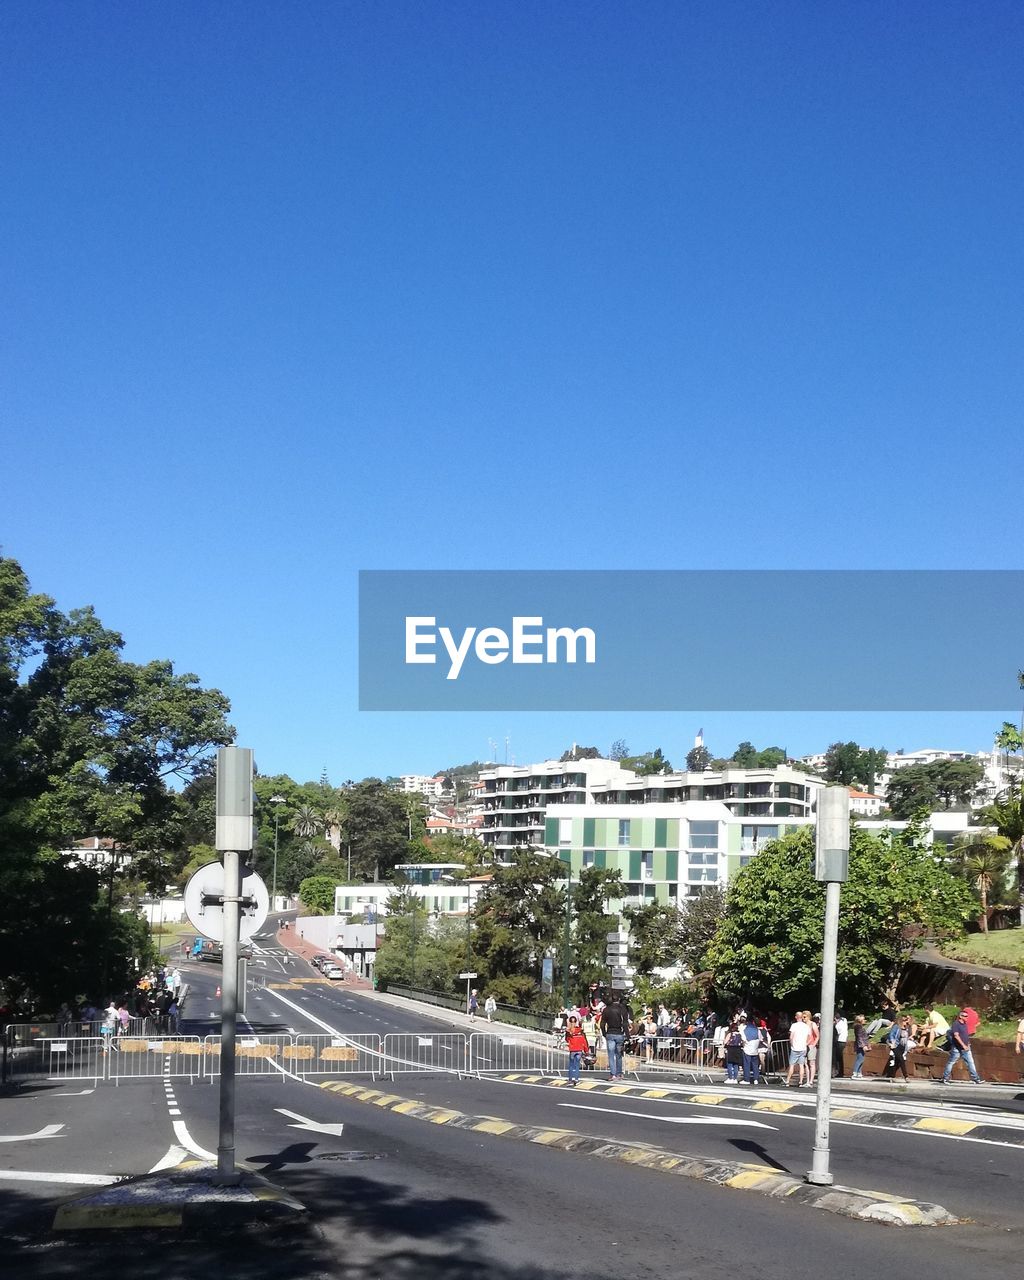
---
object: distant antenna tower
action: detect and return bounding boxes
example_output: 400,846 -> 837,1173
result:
488,738 -> 498,762
505,735 -> 511,765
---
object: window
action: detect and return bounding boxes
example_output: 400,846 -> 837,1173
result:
688,820 -> 719,850
687,866 -> 719,883
582,850 -> 595,869
558,818 -> 572,846
618,819 -> 631,846
688,852 -> 717,867
644,884 -> 656,899
668,884 -> 678,898
641,851 -> 654,879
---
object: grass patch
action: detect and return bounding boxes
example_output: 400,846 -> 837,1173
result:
938,929 -> 1024,970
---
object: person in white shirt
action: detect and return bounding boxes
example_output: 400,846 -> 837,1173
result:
1015,1017 -> 1024,1055
786,1011 -> 810,1088
918,1004 -> 950,1050
833,1010 -> 849,1078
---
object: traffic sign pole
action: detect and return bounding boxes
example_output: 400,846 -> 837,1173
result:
214,747 -> 254,1188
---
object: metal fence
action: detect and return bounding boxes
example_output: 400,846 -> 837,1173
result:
289,1034 -> 383,1080
382,1033 -> 470,1078
108,1036 -> 204,1082
202,1034 -> 293,1080
470,1033 -> 566,1076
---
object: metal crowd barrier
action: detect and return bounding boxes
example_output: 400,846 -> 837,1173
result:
109,1036 -> 204,1082
202,1033 -> 293,1080
470,1033 -> 566,1076
288,1033 -> 382,1079
383,1033 -> 469,1078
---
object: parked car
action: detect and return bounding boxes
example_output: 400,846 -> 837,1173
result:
323,964 -> 345,981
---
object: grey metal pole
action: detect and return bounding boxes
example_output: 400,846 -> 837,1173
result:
216,845 -> 241,1185
808,878 -> 840,1185
806,784 -> 850,1187
272,808 -> 280,907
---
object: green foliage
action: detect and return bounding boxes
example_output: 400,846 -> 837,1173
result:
729,742 -> 787,768
886,759 -> 985,817
608,739 -> 630,761
675,884 -> 727,975
950,833 -> 1013,931
0,555 -> 232,1010
822,741 -> 887,792
559,745 -> 601,761
622,901 -> 682,977
705,825 -> 974,1010
569,866 -> 623,997
298,875 -> 338,915
472,850 -> 565,1006
620,747 -> 673,776
345,778 -> 416,881
685,745 -> 711,772
177,843 -> 219,888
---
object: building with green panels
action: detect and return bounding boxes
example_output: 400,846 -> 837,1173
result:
587,764 -> 823,820
544,801 -> 811,914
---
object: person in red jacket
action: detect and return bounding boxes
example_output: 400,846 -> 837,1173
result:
565,1015 -> 590,1087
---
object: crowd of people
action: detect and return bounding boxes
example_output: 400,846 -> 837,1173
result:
54,966 -> 185,1039
547,990 -> 1008,1086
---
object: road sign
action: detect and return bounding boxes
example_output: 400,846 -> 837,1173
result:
606,931 -> 628,943
458,971 -> 478,979
609,966 -> 635,979
183,862 -> 269,943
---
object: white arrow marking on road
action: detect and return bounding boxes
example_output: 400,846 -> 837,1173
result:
558,1104 -> 777,1129
275,1109 -> 345,1137
0,1124 -> 65,1143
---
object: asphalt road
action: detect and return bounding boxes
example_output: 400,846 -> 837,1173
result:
2,939 -> 1023,1279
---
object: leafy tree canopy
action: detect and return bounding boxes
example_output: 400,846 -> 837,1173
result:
298,875 -> 337,915
705,825 -> 973,1010
621,747 -> 673,776
729,742 -> 787,768
822,742 -> 887,792
685,745 -> 712,772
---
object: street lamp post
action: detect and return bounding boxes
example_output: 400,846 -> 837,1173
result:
270,795 -> 285,910
562,863 -> 572,1008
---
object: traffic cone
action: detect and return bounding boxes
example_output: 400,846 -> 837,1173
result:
215,985 -> 221,998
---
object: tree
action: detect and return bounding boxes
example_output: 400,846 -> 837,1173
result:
374,889 -> 429,988
622,902 -> 682,978
344,779 -> 413,881
0,555 -> 233,1009
705,825 -> 973,1010
569,866 -> 623,996
984,782 -> 1024,926
885,765 -> 939,818
931,760 -> 984,810
559,745 -> 601,762
471,850 -> 565,1007
729,743 -> 787,769
291,804 -> 322,840
298,875 -> 337,915
730,742 -> 759,767
675,884 -> 727,976
608,739 -> 630,761
621,747 -> 673,776
822,741 -> 886,790
685,745 -> 711,772
951,834 -> 1012,933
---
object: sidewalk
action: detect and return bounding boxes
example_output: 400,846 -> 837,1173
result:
274,926 -> 373,990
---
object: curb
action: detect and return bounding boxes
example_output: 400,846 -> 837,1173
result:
497,1074 -> 1024,1147
318,1081 -> 957,1226
51,1160 -> 306,1231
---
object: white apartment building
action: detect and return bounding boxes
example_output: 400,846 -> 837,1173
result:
588,763 -> 825,821
477,758 -> 639,854
848,788 -> 883,817
399,774 -> 449,799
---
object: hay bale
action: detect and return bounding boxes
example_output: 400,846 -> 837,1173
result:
320,1046 -> 359,1062
284,1044 -> 315,1060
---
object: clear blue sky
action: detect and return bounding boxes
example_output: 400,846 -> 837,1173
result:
3,4 -> 1021,782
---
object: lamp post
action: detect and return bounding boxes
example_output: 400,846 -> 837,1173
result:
562,862 -> 572,1008
270,795 -> 285,910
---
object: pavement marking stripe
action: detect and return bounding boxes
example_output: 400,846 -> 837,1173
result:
531,1129 -> 573,1145
691,1094 -> 727,1105
0,1170 -> 119,1186
54,1204 -> 184,1229
642,1089 -> 669,1098
606,1085 -> 633,1095
752,1100 -> 798,1113
473,1119 -> 517,1135
913,1117 -> 977,1135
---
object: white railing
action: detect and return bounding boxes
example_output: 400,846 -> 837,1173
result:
289,1034 -> 383,1079
109,1035 -> 204,1081
470,1033 -> 566,1076
383,1033 -> 469,1078
202,1034 -> 292,1080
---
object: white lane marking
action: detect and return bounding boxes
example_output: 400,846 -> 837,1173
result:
0,1124 -> 65,1143
0,1170 -> 118,1186
275,1108 -> 346,1137
50,1089 -> 94,1096
173,1119 -> 216,1161
559,1103 -> 777,1129
149,1144 -> 188,1172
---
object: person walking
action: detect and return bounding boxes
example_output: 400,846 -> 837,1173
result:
724,1021 -> 744,1084
600,991 -> 633,1081
884,1015 -> 913,1081
942,1008 -> 983,1084
467,989 -> 479,1022
484,994 -> 497,1023
806,1012 -> 820,1086
851,1014 -> 869,1078
786,1011 -> 810,1088
564,1015 -> 589,1087
740,1015 -> 761,1085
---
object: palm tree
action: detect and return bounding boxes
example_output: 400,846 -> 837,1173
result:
983,782 -> 1024,926
952,833 -> 1012,933
291,804 -> 321,840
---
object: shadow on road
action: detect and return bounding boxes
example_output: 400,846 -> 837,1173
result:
726,1138 -> 793,1174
